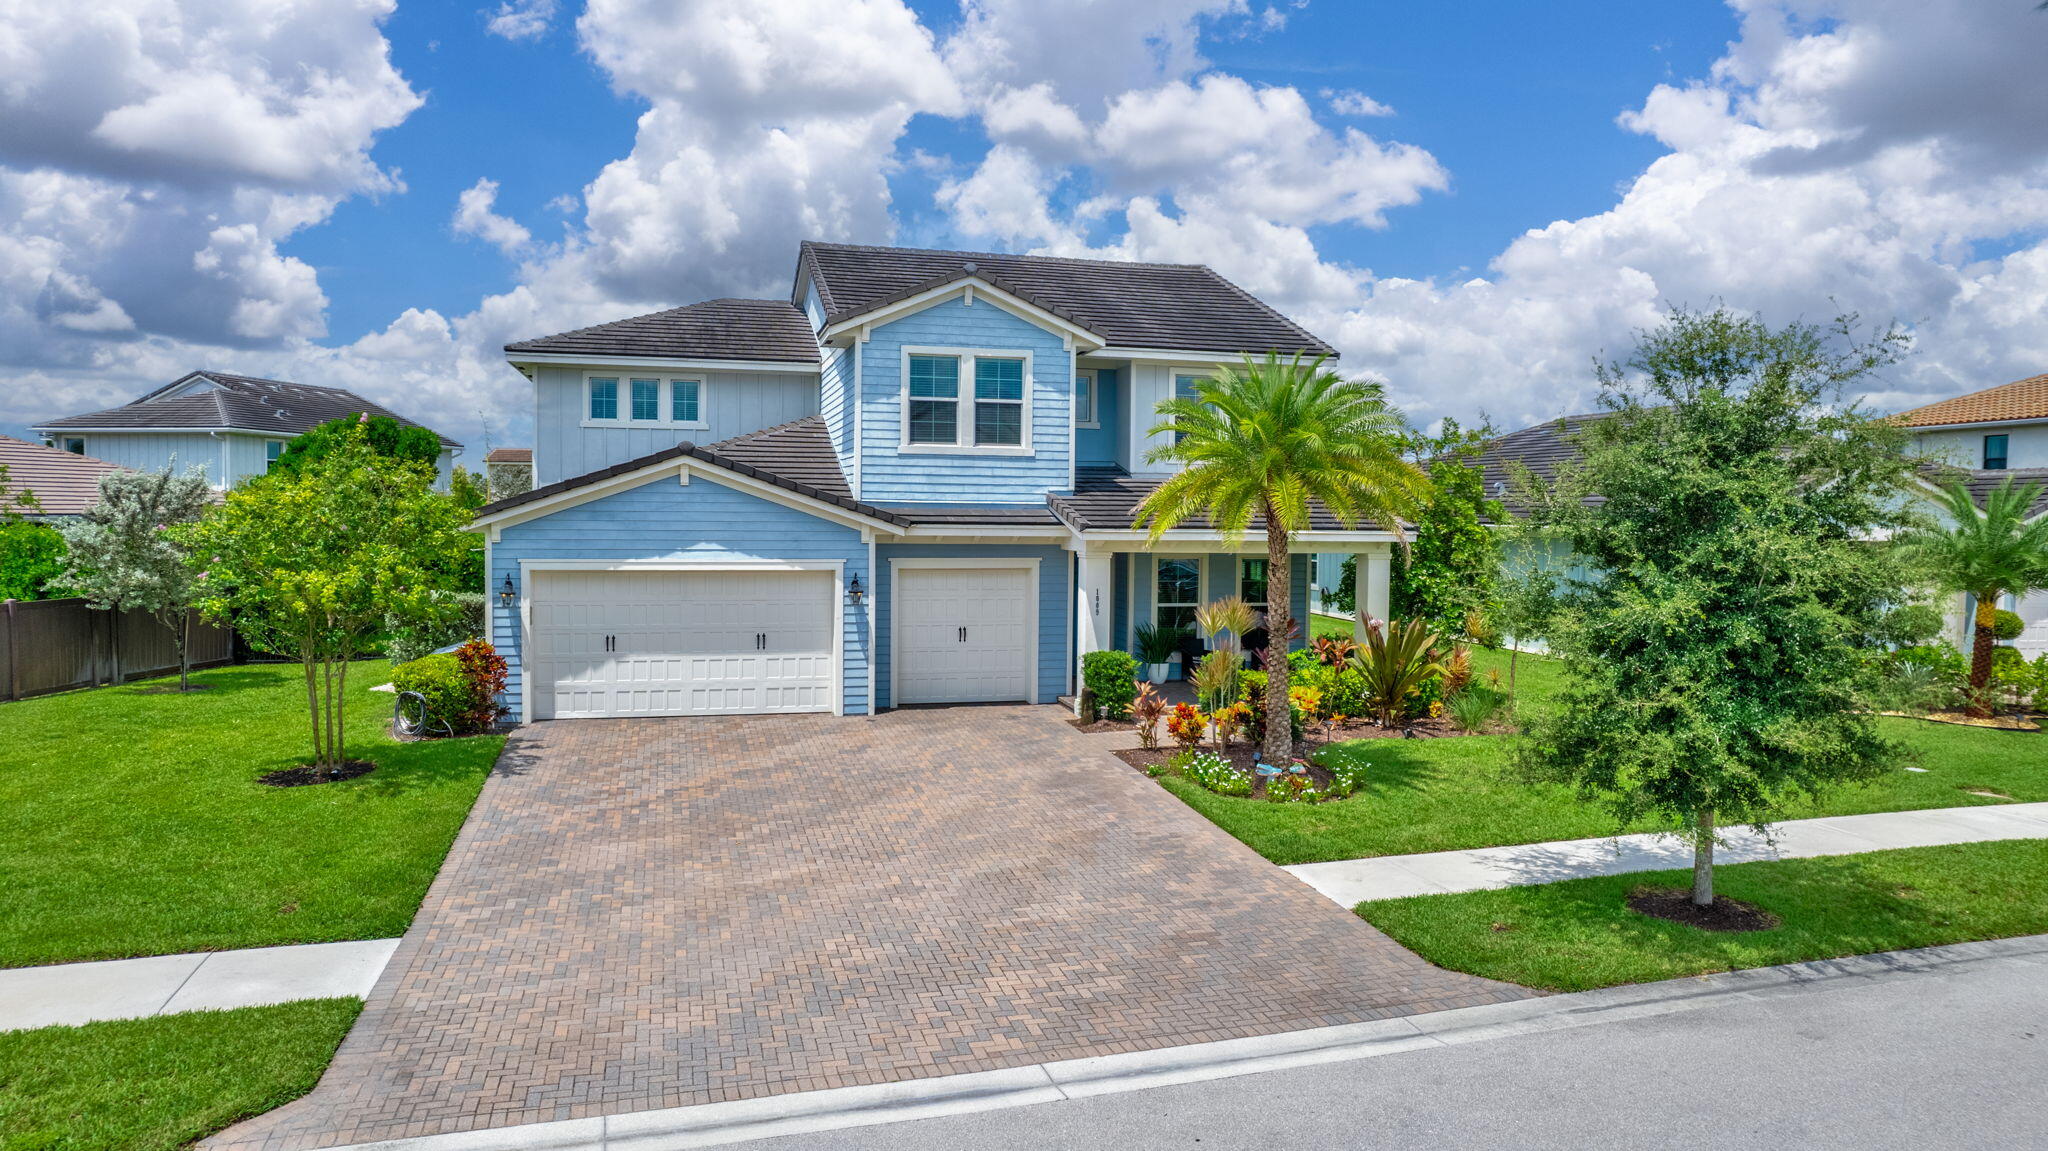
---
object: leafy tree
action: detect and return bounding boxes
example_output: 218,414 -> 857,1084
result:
59,467 -> 213,688
0,465 -> 66,601
188,426 -> 474,772
272,413 -> 443,478
1491,562 -> 1560,700
1390,418 -> 1504,636
1138,352 -> 1426,766
1516,308 -> 1916,909
1895,477 -> 2048,715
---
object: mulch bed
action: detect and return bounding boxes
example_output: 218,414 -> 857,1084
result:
1626,887 -> 1780,933
1067,717 -> 1135,734
1315,715 -> 1479,741
260,760 -> 377,788
1114,742 -> 1348,797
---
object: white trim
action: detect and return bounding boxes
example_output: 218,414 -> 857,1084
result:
1095,346 -> 1335,364
1904,417 -> 2048,434
469,453 -> 903,536
1073,369 -> 1099,429
1151,553 -> 1204,634
517,559 -> 847,719
506,352 -> 818,373
821,277 -> 1104,349
851,331 -> 866,499
866,535 -> 878,718
887,556 -> 1042,708
898,345 -> 1037,456
902,525 -> 1072,541
30,425 -> 286,437
578,370 -> 711,431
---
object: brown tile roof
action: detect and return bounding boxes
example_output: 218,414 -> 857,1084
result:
1047,466 -> 1390,532
36,371 -> 459,448
1469,412 -> 1615,517
798,241 -> 1336,358
0,435 -> 128,517
484,448 -> 532,464
504,299 -> 820,364
1895,373 -> 2048,428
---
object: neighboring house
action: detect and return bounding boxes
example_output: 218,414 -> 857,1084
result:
484,448 -> 534,499
33,370 -> 461,490
473,240 -> 1402,722
1897,374 -> 2048,656
0,434 -> 128,519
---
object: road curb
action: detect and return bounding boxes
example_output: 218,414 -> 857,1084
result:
314,932 -> 2048,1151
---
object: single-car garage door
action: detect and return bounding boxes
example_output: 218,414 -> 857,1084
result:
894,566 -> 1034,705
527,568 -> 836,719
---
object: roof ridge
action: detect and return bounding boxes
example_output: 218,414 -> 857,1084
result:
1192,265 -> 1332,355
801,238 -> 1210,273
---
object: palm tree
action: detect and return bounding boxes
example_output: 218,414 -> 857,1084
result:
1135,353 -> 1426,765
1896,477 -> 2048,716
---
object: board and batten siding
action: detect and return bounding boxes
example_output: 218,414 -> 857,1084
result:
1074,366 -> 1122,467
871,543 -> 1071,709
488,471 -> 872,717
856,295 -> 1073,503
529,364 -> 820,486
1911,423 -> 2048,471
68,432 -> 225,485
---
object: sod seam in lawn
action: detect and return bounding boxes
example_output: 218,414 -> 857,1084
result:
0,998 -> 361,1150
1157,647 -> 2048,865
0,662 -> 503,968
1356,839 -> 2048,993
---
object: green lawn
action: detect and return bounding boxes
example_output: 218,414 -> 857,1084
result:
1357,840 -> 2048,992
0,663 -> 502,968
1161,647 -> 2047,865
0,999 -> 360,1150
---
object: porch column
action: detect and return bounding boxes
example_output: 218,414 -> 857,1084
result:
1075,546 -> 1114,716
1354,546 -> 1391,640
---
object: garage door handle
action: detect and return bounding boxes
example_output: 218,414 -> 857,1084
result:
958,626 -> 967,642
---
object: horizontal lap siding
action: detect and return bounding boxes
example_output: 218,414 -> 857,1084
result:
490,472 -> 871,718
531,365 -> 820,485
858,297 -> 1072,503
873,543 -> 1071,709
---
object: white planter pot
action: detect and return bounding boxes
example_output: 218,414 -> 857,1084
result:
1146,663 -> 1170,685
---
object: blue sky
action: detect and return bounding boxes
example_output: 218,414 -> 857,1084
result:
3,0 -> 2045,453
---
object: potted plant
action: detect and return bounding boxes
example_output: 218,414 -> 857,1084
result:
1134,623 -> 1185,684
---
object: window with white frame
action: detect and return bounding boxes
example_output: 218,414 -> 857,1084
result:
901,349 -> 1033,452
265,440 -> 287,470
1171,371 -> 1207,443
584,372 -> 707,428
1156,558 -> 1200,632
1074,370 -> 1098,428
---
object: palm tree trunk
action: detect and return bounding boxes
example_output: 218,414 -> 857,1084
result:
1967,595 -> 1997,718
1262,505 -> 1292,766
1692,807 -> 1716,907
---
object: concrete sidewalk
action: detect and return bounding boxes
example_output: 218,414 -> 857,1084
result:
0,938 -> 398,1032
1285,801 -> 2048,907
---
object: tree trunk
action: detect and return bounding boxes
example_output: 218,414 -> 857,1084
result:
303,639 -> 323,769
174,609 -> 190,692
1262,506 -> 1293,767
1508,646 -> 1519,699
1966,596 -> 1997,718
1692,807 -> 1716,907
334,650 -> 351,768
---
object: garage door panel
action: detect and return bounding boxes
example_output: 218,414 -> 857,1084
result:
529,568 -> 837,720
895,567 -> 1033,706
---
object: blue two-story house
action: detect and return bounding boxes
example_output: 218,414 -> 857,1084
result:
470,242 -> 1401,721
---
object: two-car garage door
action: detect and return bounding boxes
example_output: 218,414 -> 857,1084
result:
526,569 -> 836,720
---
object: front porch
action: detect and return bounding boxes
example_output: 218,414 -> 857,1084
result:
1069,538 -> 1397,709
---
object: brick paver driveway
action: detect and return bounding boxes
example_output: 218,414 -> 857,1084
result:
212,706 -> 1529,1149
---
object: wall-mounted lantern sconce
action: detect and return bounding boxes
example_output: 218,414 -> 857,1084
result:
848,574 -> 865,605
499,574 -> 517,610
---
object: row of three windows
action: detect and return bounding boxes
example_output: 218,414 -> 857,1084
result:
587,376 -> 702,426
907,353 -> 1026,449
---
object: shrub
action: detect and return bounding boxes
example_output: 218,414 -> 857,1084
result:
1289,684 -> 1325,724
1348,618 -> 1447,726
1992,609 -> 2026,642
1191,648 -> 1241,710
1211,700 -> 1250,748
1880,604 -> 1945,647
392,641 -> 506,735
454,640 -> 509,733
1134,623 -> 1184,666
1166,702 -> 1207,751
1083,649 -> 1140,720
1174,748 -> 1253,797
1237,669 -> 1304,745
1442,644 -> 1473,697
1309,635 -> 1355,666
1892,643 -> 1966,680
0,520 -> 67,600
392,653 -> 467,733
1132,682 -> 1167,748
1449,684 -> 1504,732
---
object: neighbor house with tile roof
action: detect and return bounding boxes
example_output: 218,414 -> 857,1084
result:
34,371 -> 461,490
472,240 -> 1398,722
0,435 -> 129,519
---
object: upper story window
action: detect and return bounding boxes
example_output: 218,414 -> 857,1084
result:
1171,371 -> 1207,444
584,372 -> 707,429
1984,433 -> 2009,470
588,377 -> 619,421
900,348 -> 1034,454
1074,370 -> 1098,429
265,440 -> 286,470
59,437 -> 85,455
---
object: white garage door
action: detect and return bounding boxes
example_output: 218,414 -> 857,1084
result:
527,568 -> 836,720
895,566 -> 1034,705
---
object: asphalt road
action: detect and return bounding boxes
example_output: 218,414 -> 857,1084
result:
757,949 -> 2048,1150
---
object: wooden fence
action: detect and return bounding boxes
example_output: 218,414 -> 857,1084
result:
0,598 -> 236,702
